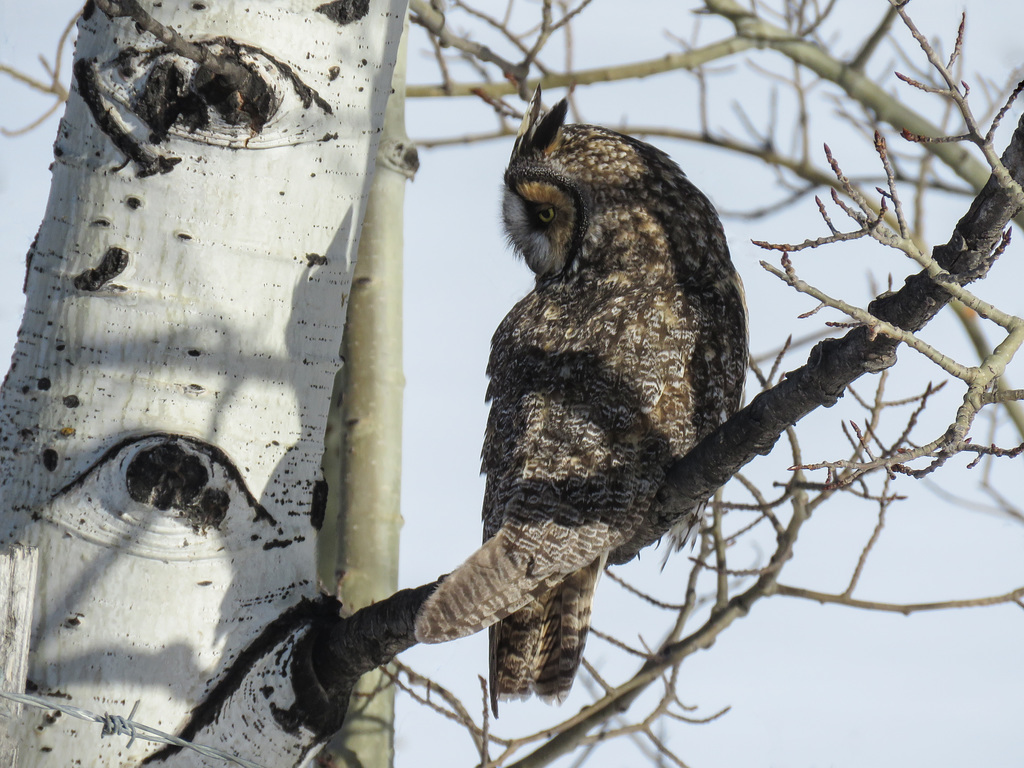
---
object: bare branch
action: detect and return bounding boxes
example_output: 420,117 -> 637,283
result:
93,0 -> 254,86
410,0 -> 531,95
842,484 -> 891,596
407,37 -> 757,98
777,584 -> 1024,614
0,10 -> 78,136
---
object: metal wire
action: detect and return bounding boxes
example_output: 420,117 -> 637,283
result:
0,690 -> 267,768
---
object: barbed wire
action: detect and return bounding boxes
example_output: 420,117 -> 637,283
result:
0,690 -> 267,768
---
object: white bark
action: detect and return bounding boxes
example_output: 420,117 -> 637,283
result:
0,1 -> 407,765
0,546 -> 38,767
328,14 -> 414,767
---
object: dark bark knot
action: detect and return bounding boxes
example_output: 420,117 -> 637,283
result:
310,479 -> 329,530
132,46 -> 278,140
42,449 -> 59,472
315,0 -> 370,25
73,246 -> 129,291
73,58 -> 181,178
126,442 -> 228,532
74,23 -> 332,176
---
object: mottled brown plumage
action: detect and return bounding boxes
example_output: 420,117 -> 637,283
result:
414,88 -> 748,715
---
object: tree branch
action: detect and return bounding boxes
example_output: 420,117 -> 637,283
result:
610,110 -> 1024,564
406,36 -> 757,98
93,0 -> 254,86
776,583 -> 1024,614
298,582 -> 439,729
409,0 -> 531,94
699,0 -> 1015,219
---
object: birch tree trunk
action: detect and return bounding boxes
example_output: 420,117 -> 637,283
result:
325,15 -> 415,766
0,1 -> 407,765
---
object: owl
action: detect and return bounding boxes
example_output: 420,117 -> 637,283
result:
414,88 -> 747,715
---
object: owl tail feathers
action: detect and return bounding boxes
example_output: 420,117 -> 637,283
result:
414,528 -> 562,645
490,553 -> 605,716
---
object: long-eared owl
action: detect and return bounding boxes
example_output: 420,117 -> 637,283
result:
415,88 -> 748,715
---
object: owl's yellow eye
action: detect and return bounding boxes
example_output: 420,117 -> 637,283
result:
536,206 -> 556,224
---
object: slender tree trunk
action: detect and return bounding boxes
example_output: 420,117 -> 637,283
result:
322,14 -> 415,767
0,2 -> 407,764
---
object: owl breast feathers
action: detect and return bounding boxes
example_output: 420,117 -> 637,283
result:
414,88 -> 748,716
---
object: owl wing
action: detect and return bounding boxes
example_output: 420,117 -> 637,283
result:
415,286 -> 686,644
415,390 -> 647,643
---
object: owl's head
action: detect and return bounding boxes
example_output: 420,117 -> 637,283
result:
501,91 -> 582,279
502,88 -> 728,284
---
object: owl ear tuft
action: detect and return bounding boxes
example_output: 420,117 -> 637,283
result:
531,99 -> 568,153
512,86 -> 568,158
